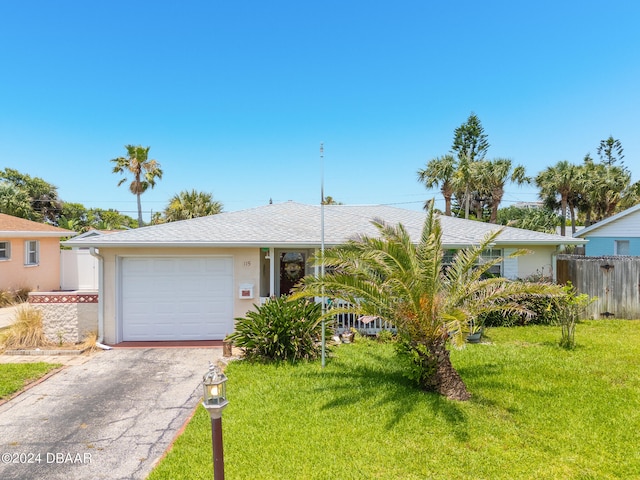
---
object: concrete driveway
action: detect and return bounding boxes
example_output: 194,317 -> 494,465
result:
0,347 -> 222,480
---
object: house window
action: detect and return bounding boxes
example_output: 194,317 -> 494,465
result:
0,241 -> 10,260
614,240 -> 630,256
479,248 -> 503,277
24,240 -> 39,265
441,248 -> 503,277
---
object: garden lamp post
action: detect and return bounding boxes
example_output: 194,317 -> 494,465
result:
202,362 -> 229,480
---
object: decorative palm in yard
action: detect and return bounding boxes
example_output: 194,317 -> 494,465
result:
293,201 -> 563,401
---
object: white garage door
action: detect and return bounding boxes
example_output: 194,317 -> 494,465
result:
121,257 -> 234,341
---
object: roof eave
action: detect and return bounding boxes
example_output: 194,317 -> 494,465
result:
62,241 -> 338,249
2,231 -> 74,238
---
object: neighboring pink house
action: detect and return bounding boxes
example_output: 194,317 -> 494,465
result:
0,213 -> 74,292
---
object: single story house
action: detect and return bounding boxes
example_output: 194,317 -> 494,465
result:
0,213 -> 74,292
573,203 -> 640,256
64,201 -> 586,345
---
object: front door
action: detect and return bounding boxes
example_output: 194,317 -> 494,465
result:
278,251 -> 307,296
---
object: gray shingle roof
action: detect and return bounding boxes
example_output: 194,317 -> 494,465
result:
63,201 -> 585,248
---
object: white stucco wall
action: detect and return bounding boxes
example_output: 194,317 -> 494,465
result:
513,245 -> 557,280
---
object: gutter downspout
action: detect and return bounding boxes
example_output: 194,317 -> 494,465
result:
89,247 -> 111,350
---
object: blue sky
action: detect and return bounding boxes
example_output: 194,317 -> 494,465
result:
1,1 -> 638,221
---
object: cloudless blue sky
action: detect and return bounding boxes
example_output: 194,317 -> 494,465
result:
1,1 -> 638,221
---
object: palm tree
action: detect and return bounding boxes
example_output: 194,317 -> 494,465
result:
619,180 -> 640,211
535,161 -> 579,236
417,155 -> 457,216
322,196 -> 343,205
292,201 -> 561,401
578,158 -> 631,223
111,145 -> 163,226
483,159 -> 529,224
57,216 -> 81,232
163,189 -> 223,222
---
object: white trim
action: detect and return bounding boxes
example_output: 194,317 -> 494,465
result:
0,240 -> 10,260
502,249 -> 519,280
24,240 -> 39,266
269,247 -> 275,299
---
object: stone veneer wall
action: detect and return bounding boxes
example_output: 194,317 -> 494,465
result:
29,291 -> 99,344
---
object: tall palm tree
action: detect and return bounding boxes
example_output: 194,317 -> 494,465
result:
467,160 -> 492,220
292,201 -> 561,401
483,159 -> 529,224
577,157 -> 631,223
417,155 -> 457,216
163,189 -> 223,222
111,145 -> 163,226
535,160 -> 579,236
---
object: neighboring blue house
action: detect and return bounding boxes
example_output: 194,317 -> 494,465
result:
574,203 -> 640,256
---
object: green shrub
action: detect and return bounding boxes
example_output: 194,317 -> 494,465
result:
376,329 -> 395,343
226,296 -> 324,362
479,282 -> 594,335
480,298 -> 554,327
479,289 -> 564,327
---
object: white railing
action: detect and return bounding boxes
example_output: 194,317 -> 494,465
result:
326,299 -> 396,335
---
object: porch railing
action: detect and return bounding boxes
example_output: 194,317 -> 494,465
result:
259,296 -> 397,335
326,299 -> 396,335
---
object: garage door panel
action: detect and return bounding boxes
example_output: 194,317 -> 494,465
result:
121,257 -> 234,341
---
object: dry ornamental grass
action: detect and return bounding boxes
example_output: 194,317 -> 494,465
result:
0,305 -> 53,350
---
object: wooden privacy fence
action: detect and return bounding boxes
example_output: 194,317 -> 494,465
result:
557,254 -> 640,319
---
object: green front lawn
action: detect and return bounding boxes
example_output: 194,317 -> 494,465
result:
0,362 -> 61,400
150,320 -> 640,480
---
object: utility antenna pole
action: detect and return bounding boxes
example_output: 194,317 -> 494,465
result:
320,142 -> 326,368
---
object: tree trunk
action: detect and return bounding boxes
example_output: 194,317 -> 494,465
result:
417,339 -> 471,401
444,193 -> 452,216
489,191 -> 502,224
136,193 -> 143,227
464,188 -> 470,219
560,196 -> 568,236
